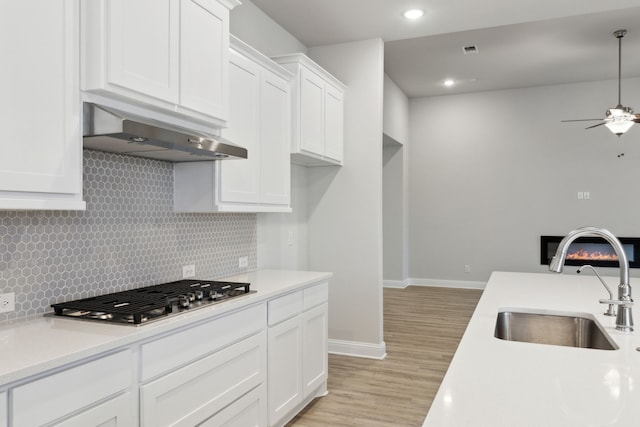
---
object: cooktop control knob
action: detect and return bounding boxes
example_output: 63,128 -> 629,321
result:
209,292 -> 225,301
186,292 -> 195,302
194,290 -> 204,300
178,295 -> 190,308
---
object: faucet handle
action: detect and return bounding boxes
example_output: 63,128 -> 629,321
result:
600,299 -> 634,307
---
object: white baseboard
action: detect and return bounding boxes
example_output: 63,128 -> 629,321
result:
382,279 -> 410,288
328,339 -> 387,360
409,278 -> 486,290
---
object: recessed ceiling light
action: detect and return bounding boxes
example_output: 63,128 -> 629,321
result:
403,9 -> 424,20
443,79 -> 455,87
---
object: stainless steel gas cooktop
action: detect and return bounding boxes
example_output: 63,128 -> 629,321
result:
50,279 -> 254,325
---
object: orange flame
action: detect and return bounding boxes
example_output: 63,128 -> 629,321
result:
566,249 -> 618,261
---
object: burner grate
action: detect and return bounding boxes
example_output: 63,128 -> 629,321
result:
51,280 -> 251,324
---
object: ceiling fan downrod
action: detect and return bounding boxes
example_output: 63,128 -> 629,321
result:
614,29 -> 626,108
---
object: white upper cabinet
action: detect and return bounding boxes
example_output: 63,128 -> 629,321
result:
218,48 -> 262,205
174,36 -> 293,213
81,0 -> 239,131
272,53 -> 346,166
0,0 -> 85,210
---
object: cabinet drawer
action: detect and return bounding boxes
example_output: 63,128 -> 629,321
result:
13,350 -> 132,427
268,291 -> 302,326
303,282 -> 329,311
141,303 -> 266,381
140,331 -> 266,427
200,384 -> 266,427
52,392 -> 135,427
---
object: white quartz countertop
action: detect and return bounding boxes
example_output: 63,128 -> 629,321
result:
0,269 -> 331,386
422,271 -> 640,427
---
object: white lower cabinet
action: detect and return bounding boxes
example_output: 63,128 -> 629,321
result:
268,314 -> 303,424
267,282 -> 329,426
302,303 -> 329,395
12,350 -> 133,427
3,279 -> 328,427
140,332 -> 266,427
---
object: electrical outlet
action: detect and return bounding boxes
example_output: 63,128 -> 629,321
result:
238,256 -> 249,268
464,265 -> 471,273
182,264 -> 196,278
0,292 -> 15,313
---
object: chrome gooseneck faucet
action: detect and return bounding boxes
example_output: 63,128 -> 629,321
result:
549,227 -> 634,332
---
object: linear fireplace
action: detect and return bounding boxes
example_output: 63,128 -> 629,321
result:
540,235 -> 640,269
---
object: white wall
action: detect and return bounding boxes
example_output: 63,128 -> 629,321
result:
383,144 -> 405,283
231,5 -> 388,358
408,77 -> 640,283
257,165 -> 308,269
382,74 -> 410,285
230,0 -> 307,57
383,74 -> 409,144
306,39 -> 386,357
230,1 -> 310,271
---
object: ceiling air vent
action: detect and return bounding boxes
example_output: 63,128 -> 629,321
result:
462,45 -> 479,55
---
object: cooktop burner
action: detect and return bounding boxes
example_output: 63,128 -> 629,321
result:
50,279 -> 254,325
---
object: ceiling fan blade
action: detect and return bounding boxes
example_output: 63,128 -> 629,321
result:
585,122 -> 607,129
561,119 -> 603,122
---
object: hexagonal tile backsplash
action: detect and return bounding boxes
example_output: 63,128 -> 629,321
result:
0,150 -> 257,323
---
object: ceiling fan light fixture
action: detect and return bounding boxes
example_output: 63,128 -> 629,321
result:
605,120 -> 634,136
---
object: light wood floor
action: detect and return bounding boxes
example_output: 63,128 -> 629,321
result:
287,286 -> 483,427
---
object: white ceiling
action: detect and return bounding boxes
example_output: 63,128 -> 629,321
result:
250,0 -> 640,98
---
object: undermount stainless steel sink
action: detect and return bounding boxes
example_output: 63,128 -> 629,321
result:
494,309 -> 618,350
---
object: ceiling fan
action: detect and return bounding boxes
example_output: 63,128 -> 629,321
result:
562,29 -> 640,136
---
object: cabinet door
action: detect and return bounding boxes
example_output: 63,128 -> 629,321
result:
323,84 -> 344,163
52,393 -> 135,427
180,0 -> 229,120
298,67 -> 325,156
219,50 -> 261,204
260,70 -> 291,206
0,0 -> 84,208
106,0 -> 179,103
302,303 -> 328,397
268,315 -> 302,425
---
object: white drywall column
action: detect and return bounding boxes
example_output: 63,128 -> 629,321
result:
230,0 -> 310,270
306,39 -> 386,357
382,74 -> 409,286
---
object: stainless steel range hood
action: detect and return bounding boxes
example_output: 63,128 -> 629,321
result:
83,104 -> 247,162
